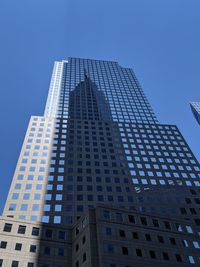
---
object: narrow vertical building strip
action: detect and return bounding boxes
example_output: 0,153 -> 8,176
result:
190,102 -> 200,125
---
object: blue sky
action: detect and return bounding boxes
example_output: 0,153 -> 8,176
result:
0,0 -> 200,213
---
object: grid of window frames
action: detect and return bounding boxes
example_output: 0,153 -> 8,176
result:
56,58 -> 158,124
3,116 -> 55,222
43,58 -> 200,225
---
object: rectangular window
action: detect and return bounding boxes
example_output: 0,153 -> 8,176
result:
119,230 -> 126,237
122,247 -> 128,255
175,254 -> 182,262
0,241 -> 7,249
3,223 -> 12,232
164,221 -> 171,230
103,210 -> 110,220
128,215 -> 135,223
145,234 -> 151,241
106,228 -> 112,235
141,217 -> 147,225
44,247 -> 51,255
11,261 -> 19,267
132,232 -> 139,239
58,248 -> 64,256
18,225 -> 26,234
30,245 -> 37,253
152,219 -> 159,227
136,248 -> 142,257
58,231 -> 66,240
15,243 -> 22,251
149,250 -> 156,259
45,229 -> 53,238
32,227 -> 40,236
107,244 -> 114,253
21,204 -> 28,211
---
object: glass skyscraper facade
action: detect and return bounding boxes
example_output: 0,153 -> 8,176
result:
1,58 -> 200,267
190,102 -> 200,125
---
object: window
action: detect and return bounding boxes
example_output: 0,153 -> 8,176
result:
21,204 -> 28,211
17,174 -> 24,180
18,225 -> 26,234
145,234 -> 151,241
152,219 -> 159,227
45,229 -> 53,238
0,260 -> 3,267
107,244 -> 114,253
55,205 -> 62,211
122,247 -> 128,255
193,241 -> 200,249
180,207 -> 187,214
54,216 -> 61,224
132,232 -> 139,239
158,236 -> 164,243
36,184 -> 42,190
188,256 -> 195,264
27,263 -> 34,267
0,241 -> 7,249
32,227 -> 40,236
58,231 -> 66,240
136,248 -> 142,257
32,204 -> 39,211
106,228 -> 112,236
44,247 -> 50,255
163,252 -> 169,260
186,225 -> 193,234
3,223 -> 12,232
170,237 -> 176,245
128,215 -> 135,223
141,217 -> 147,225
119,230 -> 126,237
44,204 -> 50,211
30,245 -> 37,253
15,243 -> 22,251
164,221 -> 171,230
149,250 -> 156,259
23,193 -> 30,200
175,254 -> 182,262
116,213 -> 123,222
42,216 -> 49,223
58,248 -> 64,256
11,261 -> 19,267
34,194 -> 41,200
83,253 -> 86,262
103,210 -> 110,219
12,193 -> 19,200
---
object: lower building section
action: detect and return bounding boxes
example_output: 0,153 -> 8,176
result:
0,217 -> 72,267
1,205 -> 200,267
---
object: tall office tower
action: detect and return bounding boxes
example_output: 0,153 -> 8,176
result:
190,102 -> 200,125
1,58 -> 200,267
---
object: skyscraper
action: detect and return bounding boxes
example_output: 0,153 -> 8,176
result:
1,58 -> 200,267
190,102 -> 200,125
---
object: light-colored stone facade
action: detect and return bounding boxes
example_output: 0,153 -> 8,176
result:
3,116 -> 55,223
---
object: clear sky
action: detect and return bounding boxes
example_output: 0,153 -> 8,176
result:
0,0 -> 200,214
